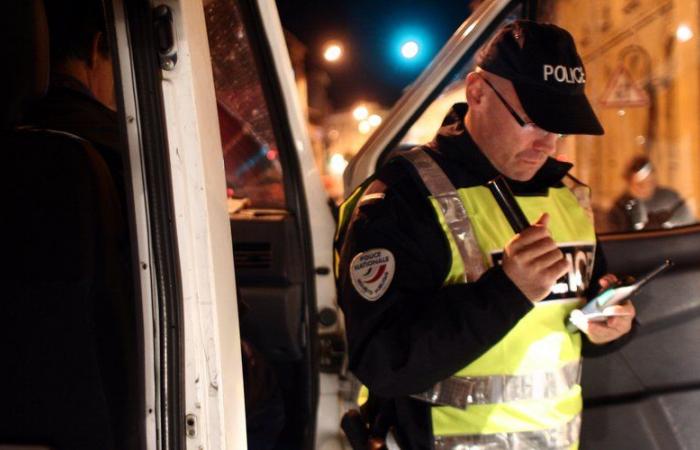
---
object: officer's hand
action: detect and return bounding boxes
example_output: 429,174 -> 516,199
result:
577,300 -> 636,344
577,274 -> 636,344
597,273 -> 619,289
502,213 -> 571,302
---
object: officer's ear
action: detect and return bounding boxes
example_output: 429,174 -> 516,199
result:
88,32 -> 103,69
465,72 -> 486,109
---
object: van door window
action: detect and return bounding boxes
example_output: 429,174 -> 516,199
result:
203,1 -> 320,447
205,0 -> 286,209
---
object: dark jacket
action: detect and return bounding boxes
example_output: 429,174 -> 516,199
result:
22,74 -> 125,210
607,187 -> 695,232
19,74 -> 136,447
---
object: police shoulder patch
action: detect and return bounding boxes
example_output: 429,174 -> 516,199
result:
350,248 -> 395,301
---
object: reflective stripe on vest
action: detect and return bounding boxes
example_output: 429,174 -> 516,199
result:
402,149 -> 486,283
434,414 -> 581,450
411,360 -> 581,409
334,184 -> 367,279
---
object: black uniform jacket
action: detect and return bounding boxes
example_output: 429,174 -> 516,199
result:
22,74 -> 126,210
337,104 -> 632,448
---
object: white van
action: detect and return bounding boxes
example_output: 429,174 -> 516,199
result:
3,0 -> 699,449
3,0 -> 341,449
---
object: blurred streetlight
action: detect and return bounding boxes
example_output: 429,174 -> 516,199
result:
353,105 -> 369,121
677,24 -> 694,42
401,40 -> 419,59
358,120 -> 371,134
368,114 -> 382,127
329,153 -> 349,175
323,42 -> 343,62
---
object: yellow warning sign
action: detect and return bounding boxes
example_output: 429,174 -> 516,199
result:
599,66 -> 650,108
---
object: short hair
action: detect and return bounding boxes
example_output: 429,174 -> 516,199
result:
624,155 -> 654,180
43,0 -> 109,66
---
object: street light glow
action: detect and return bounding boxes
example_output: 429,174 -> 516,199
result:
368,114 -> 382,127
329,153 -> 349,175
323,43 -> 343,62
676,24 -> 694,42
353,105 -> 369,121
358,120 -> 371,134
401,40 -> 419,59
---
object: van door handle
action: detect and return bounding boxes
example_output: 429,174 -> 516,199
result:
153,5 -> 177,71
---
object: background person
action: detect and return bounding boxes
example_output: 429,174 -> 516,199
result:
22,0 -> 125,206
335,20 -> 636,449
607,155 -> 695,231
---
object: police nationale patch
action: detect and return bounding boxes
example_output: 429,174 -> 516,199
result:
350,249 -> 395,301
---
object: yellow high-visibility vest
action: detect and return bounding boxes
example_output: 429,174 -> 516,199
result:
427,183 -> 595,450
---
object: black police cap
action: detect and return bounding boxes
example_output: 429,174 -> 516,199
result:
477,20 -> 604,135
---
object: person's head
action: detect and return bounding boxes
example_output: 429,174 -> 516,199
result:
624,155 -> 657,200
464,20 -> 603,181
44,0 -> 115,110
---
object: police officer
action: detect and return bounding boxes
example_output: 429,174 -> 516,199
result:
335,21 -> 636,449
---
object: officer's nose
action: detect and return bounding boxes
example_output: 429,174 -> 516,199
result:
532,133 -> 557,156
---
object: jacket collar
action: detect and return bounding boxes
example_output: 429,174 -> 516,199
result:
49,73 -> 97,101
427,103 -> 573,194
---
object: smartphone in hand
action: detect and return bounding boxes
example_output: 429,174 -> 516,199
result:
568,259 -> 673,331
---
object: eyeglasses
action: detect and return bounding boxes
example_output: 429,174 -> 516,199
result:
479,75 -> 566,139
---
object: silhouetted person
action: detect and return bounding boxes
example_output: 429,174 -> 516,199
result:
22,0 -> 125,208
19,2 -> 137,447
608,156 -> 695,231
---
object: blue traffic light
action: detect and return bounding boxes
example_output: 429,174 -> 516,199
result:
401,40 -> 419,59
391,26 -> 431,68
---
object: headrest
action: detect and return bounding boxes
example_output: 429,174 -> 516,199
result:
1,1 -> 49,130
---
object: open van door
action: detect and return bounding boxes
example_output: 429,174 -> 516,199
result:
4,0 -> 342,447
111,0 -> 341,448
344,1 -> 700,449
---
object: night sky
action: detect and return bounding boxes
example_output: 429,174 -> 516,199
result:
277,0 -> 472,110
